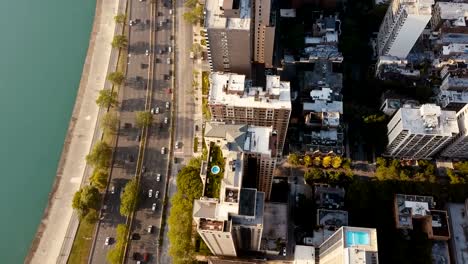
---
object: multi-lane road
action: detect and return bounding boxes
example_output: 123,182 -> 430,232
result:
88,0 -> 175,263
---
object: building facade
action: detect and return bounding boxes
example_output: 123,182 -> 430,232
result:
384,104 -> 459,159
253,0 -> 275,67
441,104 -> 468,159
377,0 -> 433,58
204,0 -> 253,76
318,226 -> 379,264
208,73 -> 291,156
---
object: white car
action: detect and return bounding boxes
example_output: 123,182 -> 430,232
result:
282,247 -> 287,256
148,189 -> 153,198
155,191 -> 160,198
105,237 -> 111,246
164,117 -> 168,124
169,9 -> 173,15
166,58 -> 171,64
156,174 -> 161,182
145,49 -> 149,56
155,107 -> 160,114
152,203 -> 157,211
150,108 -> 155,114
110,186 -> 115,194
165,101 -> 170,108
147,225 -> 153,233
161,147 -> 166,154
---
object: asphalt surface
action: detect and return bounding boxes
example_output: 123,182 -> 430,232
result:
159,0 -> 196,262
88,0 -> 173,262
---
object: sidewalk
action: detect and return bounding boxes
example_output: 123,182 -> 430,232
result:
25,0 -> 120,263
192,24 -> 207,155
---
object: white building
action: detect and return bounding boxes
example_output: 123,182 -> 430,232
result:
294,245 -> 315,264
431,2 -> 468,31
441,104 -> 468,159
318,226 -> 379,264
375,55 -> 420,79
377,0 -> 434,58
385,104 -> 459,159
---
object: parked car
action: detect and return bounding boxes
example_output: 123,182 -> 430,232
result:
147,225 -> 153,233
110,186 -> 115,194
105,237 -> 111,245
161,147 -> 166,154
142,166 -> 146,173
145,49 -> 149,56
150,107 -> 155,114
169,9 -> 173,15
282,247 -> 287,256
165,101 -> 170,108
155,191 -> 159,198
155,107 -> 160,114
143,253 -> 150,262
166,58 -> 171,64
156,173 -> 161,182
152,203 -> 157,211
148,189 -> 153,198
164,117 -> 168,124
168,46 -> 172,53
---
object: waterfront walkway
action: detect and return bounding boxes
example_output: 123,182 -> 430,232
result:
25,0 -> 120,262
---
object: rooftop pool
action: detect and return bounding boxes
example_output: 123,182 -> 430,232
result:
345,231 -> 370,246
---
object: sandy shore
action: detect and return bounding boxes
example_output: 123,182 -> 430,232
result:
25,0 -> 121,262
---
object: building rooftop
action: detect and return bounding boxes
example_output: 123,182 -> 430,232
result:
209,73 -> 291,109
261,202 -> 288,252
399,0 -> 433,16
205,0 -> 251,30
317,209 -> 348,228
314,184 -> 345,209
447,202 -> 468,264
280,9 -> 296,18
231,190 -> 264,226
391,104 -> 458,137
302,45 -> 343,63
437,90 -> 468,108
436,2 -> 468,20
303,61 -> 343,93
294,245 -> 315,264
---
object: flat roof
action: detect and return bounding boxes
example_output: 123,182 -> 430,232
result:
392,104 -> 458,137
205,0 -> 251,30
317,209 -> 348,228
209,72 -> 291,109
261,202 -> 288,251
294,245 -> 315,264
245,126 -> 273,155
239,188 -> 256,216
232,190 -> 264,226
436,2 -> 468,20
447,203 -> 468,263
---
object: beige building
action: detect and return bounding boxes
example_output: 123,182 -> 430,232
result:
193,150 -> 265,256
208,72 -> 291,157
318,226 -> 379,264
441,104 -> 468,159
204,122 -> 276,200
253,0 -> 275,67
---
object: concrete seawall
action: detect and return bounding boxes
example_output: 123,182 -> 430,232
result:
25,0 -> 121,262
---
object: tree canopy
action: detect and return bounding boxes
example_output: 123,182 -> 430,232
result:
72,186 -> 101,219
120,178 -> 138,217
111,35 -> 128,49
107,72 -> 125,86
106,224 -> 128,264
96,89 -> 118,109
135,111 -> 153,128
86,141 -> 112,169
90,169 -> 109,190
114,13 -> 126,24
288,153 -> 300,166
101,112 -> 119,134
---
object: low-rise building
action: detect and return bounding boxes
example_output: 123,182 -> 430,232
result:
384,104 -> 459,160
375,56 -> 420,80
294,245 -> 315,264
446,200 -> 468,264
441,104 -> 468,159
394,194 -> 451,241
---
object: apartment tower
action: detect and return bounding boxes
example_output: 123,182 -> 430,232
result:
253,0 -> 275,67
203,0 -> 253,76
319,226 -> 379,264
377,0 -> 434,58
208,72 -> 291,157
441,104 -> 468,158
385,104 -> 459,159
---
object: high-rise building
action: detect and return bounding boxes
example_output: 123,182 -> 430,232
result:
204,122 -> 277,199
318,226 -> 379,264
253,0 -> 275,67
377,0 -> 434,59
441,104 -> 468,158
203,0 -> 253,76
208,72 -> 291,156
193,150 -> 264,256
384,104 -> 459,159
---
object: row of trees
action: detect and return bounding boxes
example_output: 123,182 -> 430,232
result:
183,0 -> 204,25
304,168 -> 354,186
375,158 -> 437,183
168,158 -> 203,264
447,161 -> 468,184
288,153 -> 350,169
106,224 -> 129,264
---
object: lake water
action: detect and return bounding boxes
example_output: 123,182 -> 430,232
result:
0,0 -> 95,261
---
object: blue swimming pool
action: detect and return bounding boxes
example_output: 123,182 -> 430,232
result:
345,231 -> 370,246
211,165 -> 221,174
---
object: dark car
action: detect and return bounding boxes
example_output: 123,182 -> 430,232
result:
133,252 -> 140,260
143,253 -> 150,261
131,233 -> 140,240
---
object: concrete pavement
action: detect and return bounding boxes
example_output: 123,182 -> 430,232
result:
26,0 -> 122,263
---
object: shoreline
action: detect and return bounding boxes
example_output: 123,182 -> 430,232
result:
25,0 -> 120,262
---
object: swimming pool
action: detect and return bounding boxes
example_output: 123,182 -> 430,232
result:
345,231 -> 370,246
211,165 -> 221,174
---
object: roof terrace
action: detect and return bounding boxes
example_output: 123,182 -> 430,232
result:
199,218 -> 225,232
205,0 -> 251,30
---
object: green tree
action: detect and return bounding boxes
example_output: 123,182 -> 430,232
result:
304,168 -> 324,184
107,247 -> 123,264
90,169 -> 108,190
120,178 -> 138,216
116,224 -> 129,240
96,89 -> 118,108
191,43 -> 203,55
303,155 -> 312,167
86,141 -> 112,169
288,153 -> 300,166
185,0 -> 199,8
322,156 -> 332,168
107,71 -> 125,86
72,186 -> 101,218
84,209 -> 99,224
313,156 -> 321,167
183,11 -> 199,24
332,156 -> 343,168
101,112 -> 119,134
114,13 -> 126,24
135,111 -> 153,128
111,35 -> 128,49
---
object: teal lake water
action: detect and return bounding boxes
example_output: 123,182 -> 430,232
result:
0,0 -> 95,261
